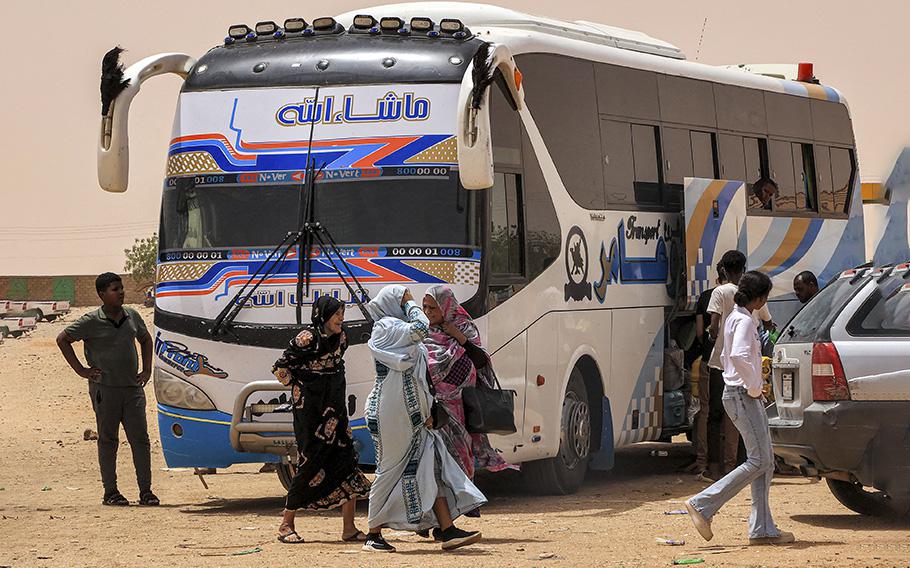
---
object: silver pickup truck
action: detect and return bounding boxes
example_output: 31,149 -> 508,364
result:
770,263 -> 910,517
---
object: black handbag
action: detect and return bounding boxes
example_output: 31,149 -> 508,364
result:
462,376 -> 517,435
430,400 -> 451,430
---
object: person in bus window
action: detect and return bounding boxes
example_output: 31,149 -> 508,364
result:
706,251 -> 773,477
752,178 -> 778,211
420,286 -> 517,528
56,273 -> 158,507
363,285 -> 486,553
685,271 -> 795,546
272,296 -> 371,544
792,271 -> 819,304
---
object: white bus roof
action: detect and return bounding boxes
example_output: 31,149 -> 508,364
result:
337,3 -> 847,106
337,2 -> 685,59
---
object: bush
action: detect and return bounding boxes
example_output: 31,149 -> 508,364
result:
124,233 -> 158,288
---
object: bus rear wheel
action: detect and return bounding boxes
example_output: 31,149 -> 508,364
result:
522,371 -> 591,495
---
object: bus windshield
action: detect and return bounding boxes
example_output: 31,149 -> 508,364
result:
159,174 -> 480,251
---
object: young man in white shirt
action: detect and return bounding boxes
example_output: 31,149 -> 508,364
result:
705,251 -> 772,477
685,271 -> 795,546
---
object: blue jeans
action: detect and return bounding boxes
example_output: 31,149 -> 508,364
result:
690,385 -> 779,539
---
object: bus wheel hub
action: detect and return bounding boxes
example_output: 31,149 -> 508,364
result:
561,396 -> 591,467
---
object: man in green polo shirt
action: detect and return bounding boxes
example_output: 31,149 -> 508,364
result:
57,273 -> 158,506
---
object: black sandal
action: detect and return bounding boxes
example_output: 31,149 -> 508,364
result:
138,491 -> 160,506
102,492 -> 130,506
278,530 -> 305,544
342,530 -> 367,542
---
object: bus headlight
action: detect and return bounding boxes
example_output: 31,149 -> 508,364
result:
153,368 -> 217,411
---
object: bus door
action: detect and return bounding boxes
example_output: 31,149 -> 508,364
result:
683,177 -> 748,308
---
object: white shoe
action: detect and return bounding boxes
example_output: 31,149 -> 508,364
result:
749,531 -> 795,545
685,500 -> 713,542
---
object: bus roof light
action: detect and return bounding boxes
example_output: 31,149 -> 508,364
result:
797,62 -> 817,83
410,17 -> 434,32
255,21 -> 278,36
313,17 -> 338,31
369,26 -> 380,35
228,24 -> 251,40
427,30 -> 440,38
283,18 -> 307,33
380,17 -> 404,32
439,19 -> 464,33
352,14 -> 377,29
245,31 -> 257,42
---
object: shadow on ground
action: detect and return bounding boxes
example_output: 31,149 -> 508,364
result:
179,442 -> 704,519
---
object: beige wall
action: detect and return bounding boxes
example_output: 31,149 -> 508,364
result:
0,275 -> 147,307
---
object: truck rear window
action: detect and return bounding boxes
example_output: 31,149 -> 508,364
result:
779,273 -> 869,343
847,272 -> 910,336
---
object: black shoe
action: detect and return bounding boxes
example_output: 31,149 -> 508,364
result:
465,507 -> 481,518
416,529 -> 430,538
138,491 -> 160,506
102,491 -> 129,506
440,526 -> 481,551
362,534 -> 396,553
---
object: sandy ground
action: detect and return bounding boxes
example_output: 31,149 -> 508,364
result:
1,306 -> 909,568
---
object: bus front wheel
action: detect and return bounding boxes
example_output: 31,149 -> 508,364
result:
522,371 -> 591,495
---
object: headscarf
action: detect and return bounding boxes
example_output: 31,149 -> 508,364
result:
366,285 -> 426,372
423,285 -> 484,384
309,295 -> 345,356
272,295 -> 345,386
366,284 -> 407,322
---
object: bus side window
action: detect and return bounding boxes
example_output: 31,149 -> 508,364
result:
632,124 -> 663,206
601,119 -> 635,207
690,131 -> 718,180
487,172 -> 526,309
769,139 -> 796,211
718,133 -> 746,184
743,137 -> 769,210
520,125 -> 561,281
792,142 -> 818,211
830,147 -> 856,214
490,172 -> 525,278
662,127 -> 692,209
814,146 -> 834,214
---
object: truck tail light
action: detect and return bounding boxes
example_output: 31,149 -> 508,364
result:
811,342 -> 850,401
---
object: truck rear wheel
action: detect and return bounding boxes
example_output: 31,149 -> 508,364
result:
522,370 -> 591,495
826,478 -> 910,517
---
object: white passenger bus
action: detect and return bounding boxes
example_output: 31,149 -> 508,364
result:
98,3 -> 866,493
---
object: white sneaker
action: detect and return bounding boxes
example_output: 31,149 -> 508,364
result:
685,500 -> 713,542
749,531 -> 795,545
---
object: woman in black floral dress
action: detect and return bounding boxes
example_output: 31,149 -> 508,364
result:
273,296 -> 371,544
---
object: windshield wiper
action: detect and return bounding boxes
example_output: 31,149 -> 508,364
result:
210,86 -> 372,337
209,229 -> 300,337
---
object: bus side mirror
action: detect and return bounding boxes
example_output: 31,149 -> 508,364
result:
98,52 -> 196,193
456,44 -> 524,190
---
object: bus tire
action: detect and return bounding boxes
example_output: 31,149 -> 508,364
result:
522,370 -> 591,495
276,461 -> 295,492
